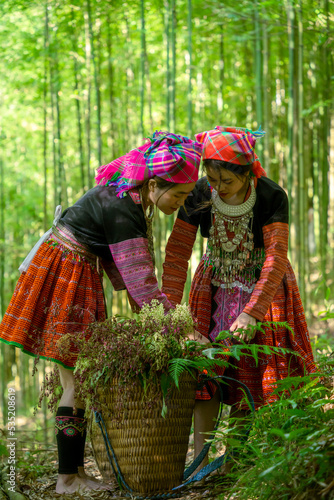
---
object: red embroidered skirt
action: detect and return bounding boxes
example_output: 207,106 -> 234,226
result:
190,260 -> 318,409
0,232 -> 106,368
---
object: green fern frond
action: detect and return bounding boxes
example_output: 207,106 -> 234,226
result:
168,358 -> 193,388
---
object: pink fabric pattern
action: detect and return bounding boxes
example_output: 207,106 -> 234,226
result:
209,286 -> 251,342
95,131 -> 202,198
109,237 -> 173,310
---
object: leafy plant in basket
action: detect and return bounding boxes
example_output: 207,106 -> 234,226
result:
59,300 -> 231,418
38,301 -> 302,418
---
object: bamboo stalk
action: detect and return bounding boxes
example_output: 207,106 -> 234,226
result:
140,0 -> 146,137
0,148 -> 3,318
84,10 -> 92,188
106,9 -> 115,158
187,0 -> 192,137
43,2 -> 49,231
53,21 -> 67,206
171,0 -> 176,132
262,8 -> 269,175
286,0 -> 295,254
254,0 -> 263,160
48,9 -> 58,207
71,7 -> 85,192
87,0 -> 102,166
320,0 -> 330,289
0,150 -> 5,425
218,23 -> 224,121
297,1 -> 306,305
312,121 -> 320,255
165,0 -> 171,130
124,15 -> 132,148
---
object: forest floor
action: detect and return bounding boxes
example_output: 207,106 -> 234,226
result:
1,418 -> 231,500
1,315 -> 333,500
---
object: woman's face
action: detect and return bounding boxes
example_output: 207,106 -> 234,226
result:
206,166 -> 248,203
149,181 -> 196,215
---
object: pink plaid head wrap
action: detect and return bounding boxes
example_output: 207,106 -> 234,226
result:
195,125 -> 267,178
95,131 -> 203,198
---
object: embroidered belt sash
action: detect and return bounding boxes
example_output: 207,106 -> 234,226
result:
50,222 -> 99,268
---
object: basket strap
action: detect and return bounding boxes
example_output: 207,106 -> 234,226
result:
94,374 -> 255,499
94,411 -> 133,493
176,374 -> 255,487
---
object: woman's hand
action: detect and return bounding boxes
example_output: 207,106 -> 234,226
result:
230,312 -> 257,342
186,330 -> 211,345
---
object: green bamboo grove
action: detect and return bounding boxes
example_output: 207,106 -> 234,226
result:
0,0 -> 333,419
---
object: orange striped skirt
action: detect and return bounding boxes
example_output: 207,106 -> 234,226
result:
0,228 -> 106,368
191,260 -> 318,408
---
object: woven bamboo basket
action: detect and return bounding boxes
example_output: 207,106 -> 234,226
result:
89,372 -> 197,495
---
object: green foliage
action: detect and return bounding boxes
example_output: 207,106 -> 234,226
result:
317,286 -> 334,320
0,429 -> 9,461
213,345 -> 334,500
0,0 -> 333,424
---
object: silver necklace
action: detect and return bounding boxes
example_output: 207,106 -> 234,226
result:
211,178 -> 256,217
205,179 -> 257,288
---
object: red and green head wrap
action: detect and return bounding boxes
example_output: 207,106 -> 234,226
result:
95,131 -> 203,198
195,125 -> 267,178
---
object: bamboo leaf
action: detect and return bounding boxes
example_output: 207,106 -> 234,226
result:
258,460 -> 284,477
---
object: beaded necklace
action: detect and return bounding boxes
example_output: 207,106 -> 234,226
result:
205,179 -> 257,287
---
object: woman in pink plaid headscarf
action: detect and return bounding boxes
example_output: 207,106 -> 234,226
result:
0,130 -> 203,494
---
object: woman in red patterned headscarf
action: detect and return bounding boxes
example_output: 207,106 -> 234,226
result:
0,130 -> 203,494
162,125 -> 317,473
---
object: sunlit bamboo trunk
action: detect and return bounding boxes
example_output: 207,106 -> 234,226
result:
124,15 -> 133,149
52,17 -> 68,207
170,0 -> 176,132
84,10 -> 92,188
0,149 -> 6,425
71,7 -> 85,192
164,0 -> 171,130
140,0 -> 146,137
0,154 -> 3,319
286,0 -> 295,256
297,1 -> 306,305
319,0 -> 331,289
87,0 -> 102,167
48,12 -> 59,208
43,3 -> 49,230
254,0 -> 263,163
262,10 -> 269,175
218,24 -> 224,123
187,0 -> 192,137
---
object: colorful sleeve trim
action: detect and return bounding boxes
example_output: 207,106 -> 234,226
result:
243,222 -> 289,321
109,237 -> 173,310
162,218 -> 198,305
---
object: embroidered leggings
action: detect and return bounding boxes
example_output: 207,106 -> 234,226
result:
55,406 -> 86,474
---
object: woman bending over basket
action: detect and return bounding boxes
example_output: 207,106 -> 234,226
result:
162,126 -> 317,473
0,131 -> 203,494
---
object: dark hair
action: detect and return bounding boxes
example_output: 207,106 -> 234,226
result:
203,159 -> 252,180
140,176 -> 177,209
153,176 -> 177,191
141,176 -> 177,195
